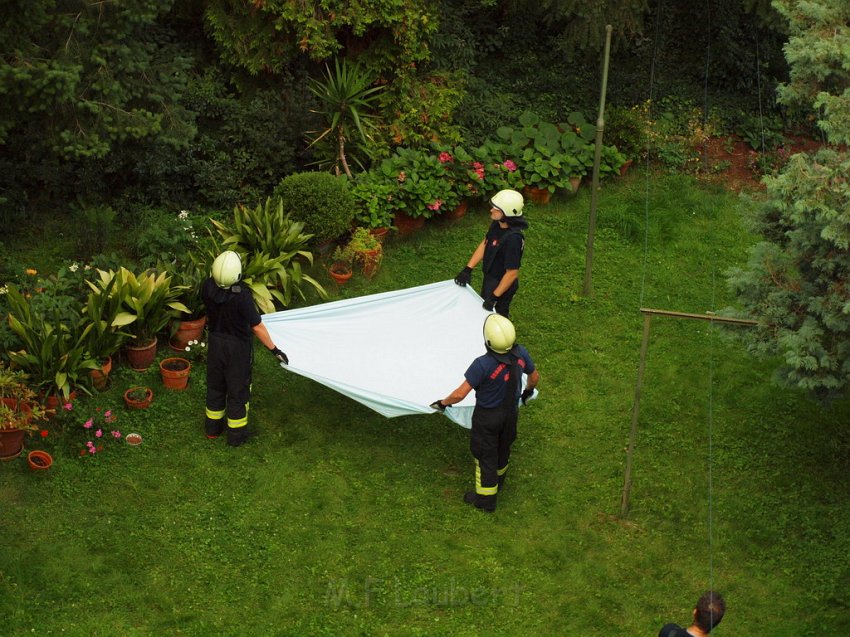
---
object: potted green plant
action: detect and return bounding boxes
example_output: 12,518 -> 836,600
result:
123,386 -> 153,410
82,270 -> 133,389
5,284 -> 97,403
0,364 -> 46,461
347,227 -> 382,278
210,198 -> 328,313
329,244 -> 355,285
88,267 -> 189,371
166,253 -> 209,352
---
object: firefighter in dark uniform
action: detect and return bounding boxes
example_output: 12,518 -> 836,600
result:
454,189 -> 528,318
202,250 -> 288,447
431,314 -> 540,513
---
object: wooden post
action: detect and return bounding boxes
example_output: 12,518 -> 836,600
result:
619,309 -> 758,517
620,312 -> 651,517
582,24 -> 613,297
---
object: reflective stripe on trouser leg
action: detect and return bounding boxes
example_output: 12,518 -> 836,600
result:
205,407 -> 226,436
227,402 -> 250,430
470,406 -> 501,496
475,459 -> 499,496
497,464 -> 508,488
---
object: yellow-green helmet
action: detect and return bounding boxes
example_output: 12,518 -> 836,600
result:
211,250 -> 242,288
483,314 -> 516,354
489,189 -> 524,217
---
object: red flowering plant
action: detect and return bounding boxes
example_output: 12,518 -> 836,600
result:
435,145 -> 489,203
76,405 -> 123,456
469,140 -> 524,199
376,147 -> 459,219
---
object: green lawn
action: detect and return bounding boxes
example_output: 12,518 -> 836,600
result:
2,174 -> 849,636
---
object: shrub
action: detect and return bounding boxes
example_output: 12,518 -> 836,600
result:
273,172 -> 356,244
351,172 -> 397,229
606,103 -> 652,161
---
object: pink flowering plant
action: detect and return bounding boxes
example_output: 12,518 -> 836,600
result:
77,405 -> 122,456
468,140 -> 524,198
376,147 -> 459,219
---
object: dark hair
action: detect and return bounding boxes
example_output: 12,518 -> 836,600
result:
694,591 -> 725,632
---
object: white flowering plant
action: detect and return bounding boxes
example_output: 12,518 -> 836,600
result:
183,339 -> 207,363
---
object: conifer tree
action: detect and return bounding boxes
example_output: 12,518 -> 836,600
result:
728,0 -> 850,398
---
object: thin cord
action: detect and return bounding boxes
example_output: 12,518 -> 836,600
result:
755,30 -> 766,153
640,0 -> 663,308
703,0 -> 715,612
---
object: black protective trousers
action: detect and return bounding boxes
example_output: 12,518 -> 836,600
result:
469,403 -> 518,511
205,332 -> 253,442
481,275 -> 519,319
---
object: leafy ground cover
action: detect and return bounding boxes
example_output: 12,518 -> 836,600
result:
1,174 -> 848,635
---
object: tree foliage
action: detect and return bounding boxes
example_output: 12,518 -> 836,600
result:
728,0 -> 850,399
204,0 -> 437,74
0,0 -> 195,159
773,0 -> 850,145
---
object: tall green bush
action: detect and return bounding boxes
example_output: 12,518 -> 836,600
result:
273,172 -> 356,243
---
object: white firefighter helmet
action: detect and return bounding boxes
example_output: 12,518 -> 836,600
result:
489,189 -> 524,217
211,250 -> 242,288
483,314 -> 516,354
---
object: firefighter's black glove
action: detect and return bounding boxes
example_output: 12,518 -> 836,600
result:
429,400 -> 448,412
482,293 -> 500,312
271,347 -> 289,366
521,388 -> 535,405
454,266 -> 473,287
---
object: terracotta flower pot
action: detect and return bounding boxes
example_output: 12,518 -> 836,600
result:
160,357 -> 191,390
0,427 -> 27,461
359,248 -> 382,279
393,211 -> 425,235
524,186 -> 552,204
445,200 -> 468,220
125,337 -> 158,372
90,355 -> 113,391
329,263 -> 353,285
369,227 -> 390,244
124,386 -> 153,410
27,450 -> 53,471
169,316 -> 207,352
42,391 -> 78,415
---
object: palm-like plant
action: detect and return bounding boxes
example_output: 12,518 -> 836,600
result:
210,198 -> 327,313
307,57 -> 385,177
87,268 -> 190,346
5,285 -> 97,400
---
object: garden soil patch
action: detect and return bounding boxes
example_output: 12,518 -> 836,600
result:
702,134 -> 828,193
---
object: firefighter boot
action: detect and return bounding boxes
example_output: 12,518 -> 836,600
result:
463,491 -> 496,513
205,418 -> 224,439
226,426 -> 256,447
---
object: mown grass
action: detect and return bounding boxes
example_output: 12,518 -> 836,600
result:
2,173 -> 849,636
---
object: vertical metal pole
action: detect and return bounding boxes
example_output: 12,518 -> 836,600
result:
582,24 -> 613,297
620,312 -> 651,518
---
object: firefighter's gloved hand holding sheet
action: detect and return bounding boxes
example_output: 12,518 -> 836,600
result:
262,280 -> 534,429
